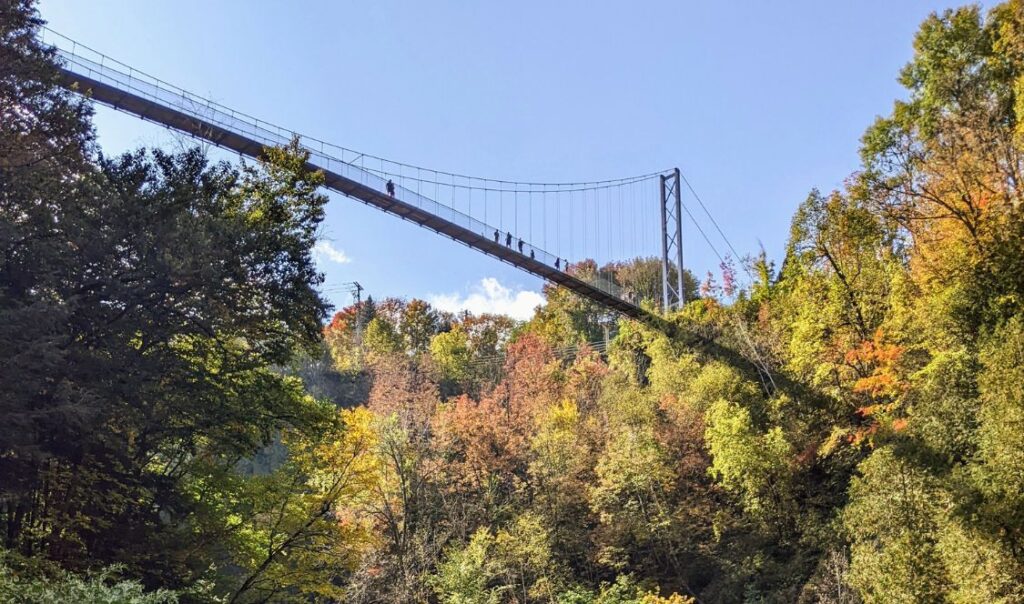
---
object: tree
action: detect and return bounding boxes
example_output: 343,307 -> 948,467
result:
430,514 -> 563,604
843,446 -> 949,603
400,298 -> 442,355
431,325 -> 473,393
430,527 -> 504,604
705,400 -> 795,530
1,3 -> 334,585
364,316 -> 404,358
971,316 -> 1024,576
611,257 -> 698,308
222,407 -> 378,604
527,259 -> 609,346
1,0 -> 94,520
0,555 -> 180,604
589,395 -> 675,572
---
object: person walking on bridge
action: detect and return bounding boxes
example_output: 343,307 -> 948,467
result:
505,232 -> 512,247
493,229 -> 499,243
517,238 -> 524,253
386,179 -> 395,197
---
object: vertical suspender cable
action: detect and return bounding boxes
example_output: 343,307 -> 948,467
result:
593,187 -> 599,281
605,186 -> 610,270
594,186 -> 598,270
601,187 -> 607,281
593,186 -> 599,267
543,185 -> 547,251
570,188 -> 574,263
552,185 -> 557,259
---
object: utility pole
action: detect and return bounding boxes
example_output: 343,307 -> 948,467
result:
350,281 -> 364,342
659,168 -> 685,312
349,281 -> 363,305
340,281 -> 365,362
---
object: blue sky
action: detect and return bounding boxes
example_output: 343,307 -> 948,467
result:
39,1 -> 984,318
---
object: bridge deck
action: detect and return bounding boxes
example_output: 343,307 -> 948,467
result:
57,68 -> 658,325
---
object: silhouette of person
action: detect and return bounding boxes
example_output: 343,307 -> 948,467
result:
517,238 -> 524,253
493,229 -> 499,243
386,179 -> 395,197
555,258 -> 560,269
530,249 -> 535,260
505,232 -> 512,247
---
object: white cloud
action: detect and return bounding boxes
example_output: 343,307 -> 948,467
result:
430,278 -> 545,321
313,240 -> 352,264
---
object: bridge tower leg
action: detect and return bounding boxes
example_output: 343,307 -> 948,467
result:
660,168 -> 685,312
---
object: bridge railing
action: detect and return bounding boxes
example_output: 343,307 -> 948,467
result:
42,28 -> 627,304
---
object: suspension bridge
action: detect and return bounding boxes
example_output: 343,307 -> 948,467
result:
42,29 -> 731,334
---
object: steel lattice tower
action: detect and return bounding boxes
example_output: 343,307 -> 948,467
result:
660,168 -> 685,311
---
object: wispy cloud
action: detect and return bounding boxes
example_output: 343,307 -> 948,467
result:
313,240 -> 352,265
430,278 -> 544,321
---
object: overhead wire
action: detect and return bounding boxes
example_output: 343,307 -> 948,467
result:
465,337 -> 615,372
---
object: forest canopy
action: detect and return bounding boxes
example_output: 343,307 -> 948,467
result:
4,0 -> 1024,602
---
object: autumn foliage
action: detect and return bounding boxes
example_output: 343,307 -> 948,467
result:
7,1 -> 1024,602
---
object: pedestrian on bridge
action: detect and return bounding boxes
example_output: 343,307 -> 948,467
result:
505,232 -> 512,247
555,258 -> 560,270
530,249 -> 535,260
517,238 -> 524,253
493,229 -> 499,243
386,179 -> 395,197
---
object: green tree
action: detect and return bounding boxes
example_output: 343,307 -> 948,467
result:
431,514 -> 562,604
704,400 -> 794,528
0,556 -> 180,604
971,316 -> 1024,573
1,3 -> 334,587
431,325 -> 473,392
843,446 -> 949,603
431,528 -> 504,604
364,316 -> 404,357
400,298 -> 442,354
